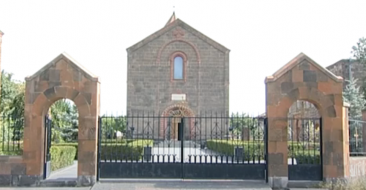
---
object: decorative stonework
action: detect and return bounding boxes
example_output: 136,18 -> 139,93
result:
156,38 -> 201,64
161,102 -> 195,117
173,27 -> 185,39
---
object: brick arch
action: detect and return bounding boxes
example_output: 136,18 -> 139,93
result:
22,53 -> 100,186
156,39 -> 201,64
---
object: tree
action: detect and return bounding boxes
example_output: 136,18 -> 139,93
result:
352,37 -> 366,65
101,115 -> 127,140
352,37 -> 366,101
49,99 -> 78,143
0,70 -> 25,142
229,113 -> 264,140
343,77 -> 366,119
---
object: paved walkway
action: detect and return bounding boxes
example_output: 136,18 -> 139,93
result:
0,183 -> 327,190
47,161 -> 78,180
92,180 -> 272,190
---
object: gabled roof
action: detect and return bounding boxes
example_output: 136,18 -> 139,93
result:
127,14 -> 230,53
25,52 -> 99,82
265,53 -> 343,83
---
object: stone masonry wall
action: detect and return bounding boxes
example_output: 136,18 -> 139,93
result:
326,59 -> 365,89
126,20 -> 229,116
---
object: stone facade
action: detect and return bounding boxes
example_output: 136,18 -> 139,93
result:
326,59 -> 365,89
265,53 -> 349,189
0,53 -> 100,186
126,14 -> 230,117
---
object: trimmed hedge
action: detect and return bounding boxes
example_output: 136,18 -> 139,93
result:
207,140 -> 265,161
101,140 -> 154,161
207,140 -> 321,163
52,139 -> 154,161
50,146 -> 76,171
52,143 -> 78,160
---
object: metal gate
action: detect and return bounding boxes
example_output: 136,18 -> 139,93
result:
97,114 -> 268,180
288,117 -> 322,180
44,116 -> 52,179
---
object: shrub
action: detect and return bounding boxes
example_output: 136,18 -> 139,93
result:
53,139 -> 154,161
50,146 -> 76,171
206,140 -> 321,163
53,143 -> 78,160
206,140 -> 265,160
101,139 -> 154,161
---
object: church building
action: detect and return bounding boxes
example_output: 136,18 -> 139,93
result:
126,13 -> 230,118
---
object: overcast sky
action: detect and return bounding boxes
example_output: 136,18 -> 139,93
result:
1,0 -> 366,115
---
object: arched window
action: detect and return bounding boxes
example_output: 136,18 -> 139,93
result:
173,56 -> 184,80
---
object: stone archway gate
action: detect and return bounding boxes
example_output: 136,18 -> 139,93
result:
0,53 -> 100,186
0,52 -> 352,189
265,53 -> 350,189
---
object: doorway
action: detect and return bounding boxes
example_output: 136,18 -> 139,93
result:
172,117 -> 182,140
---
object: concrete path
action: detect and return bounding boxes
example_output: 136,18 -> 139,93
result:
92,180 -> 272,190
0,185 -> 328,190
47,161 -> 78,180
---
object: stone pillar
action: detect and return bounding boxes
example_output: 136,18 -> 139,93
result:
340,103 -> 350,178
0,30 -> 3,100
362,110 -> 366,153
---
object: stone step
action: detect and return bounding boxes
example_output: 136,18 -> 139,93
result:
39,179 -> 77,187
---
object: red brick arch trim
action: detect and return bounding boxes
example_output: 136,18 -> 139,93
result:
156,39 -> 201,64
160,104 -> 196,139
161,104 -> 195,117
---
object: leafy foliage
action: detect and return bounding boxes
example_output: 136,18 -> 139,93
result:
229,113 -> 264,140
343,77 -> 366,119
352,37 -> 366,65
49,99 -> 78,143
0,70 -> 25,149
100,116 -> 127,140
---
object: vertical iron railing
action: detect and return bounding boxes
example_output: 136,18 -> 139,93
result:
264,117 -> 268,182
288,117 -> 321,165
97,116 -> 102,181
45,116 -> 52,162
0,115 -> 24,156
98,112 -> 267,165
349,119 -> 366,156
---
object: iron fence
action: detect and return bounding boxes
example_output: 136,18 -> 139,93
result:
98,112 -> 268,179
349,119 -> 366,156
0,115 -> 24,156
98,113 -> 267,164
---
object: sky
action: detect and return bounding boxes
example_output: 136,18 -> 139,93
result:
1,0 -> 366,115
